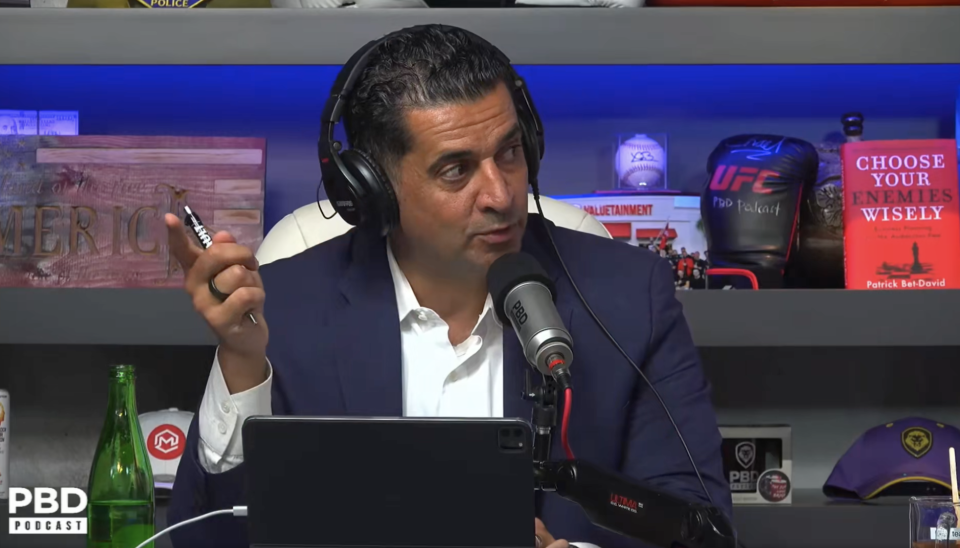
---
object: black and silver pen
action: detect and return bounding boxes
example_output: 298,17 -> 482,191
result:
183,205 -> 258,326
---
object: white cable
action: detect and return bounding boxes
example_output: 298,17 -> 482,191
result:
133,506 -> 247,548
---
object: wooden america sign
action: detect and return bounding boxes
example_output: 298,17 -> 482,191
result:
0,136 -> 265,288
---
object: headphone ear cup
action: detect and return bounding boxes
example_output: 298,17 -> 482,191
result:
341,148 -> 399,233
325,155 -> 363,227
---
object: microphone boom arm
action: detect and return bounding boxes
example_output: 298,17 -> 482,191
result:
527,375 -> 736,548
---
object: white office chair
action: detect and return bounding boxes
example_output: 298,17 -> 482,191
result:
256,194 -> 612,265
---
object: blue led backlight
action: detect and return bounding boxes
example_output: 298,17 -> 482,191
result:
1,64 -> 957,228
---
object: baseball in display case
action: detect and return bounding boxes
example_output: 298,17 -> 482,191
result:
614,133 -> 668,192
720,425 -> 793,505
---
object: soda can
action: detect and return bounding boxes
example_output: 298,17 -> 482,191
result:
0,388 -> 8,499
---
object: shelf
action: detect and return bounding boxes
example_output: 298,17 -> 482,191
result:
1,7 -> 960,65
732,489 -> 907,548
677,289 -> 959,347
0,288 -> 216,346
1,287 -> 958,346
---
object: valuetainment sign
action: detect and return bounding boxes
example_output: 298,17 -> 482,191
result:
554,193 -> 707,255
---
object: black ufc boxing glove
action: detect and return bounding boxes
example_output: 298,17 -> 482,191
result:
700,134 -> 818,288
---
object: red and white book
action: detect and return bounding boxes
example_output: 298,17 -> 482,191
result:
841,139 -> 960,289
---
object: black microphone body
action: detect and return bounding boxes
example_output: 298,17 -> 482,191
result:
537,460 -> 736,548
487,252 -> 573,385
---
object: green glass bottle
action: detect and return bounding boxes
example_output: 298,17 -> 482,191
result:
87,365 -> 155,548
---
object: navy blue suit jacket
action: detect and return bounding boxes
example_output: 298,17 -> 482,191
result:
168,214 -> 732,548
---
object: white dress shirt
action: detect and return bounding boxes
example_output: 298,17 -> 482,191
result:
197,242 -> 504,473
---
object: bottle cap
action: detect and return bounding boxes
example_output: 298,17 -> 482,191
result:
109,364 -> 136,378
841,112 -> 864,137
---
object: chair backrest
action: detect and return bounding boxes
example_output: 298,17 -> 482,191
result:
256,194 -> 611,265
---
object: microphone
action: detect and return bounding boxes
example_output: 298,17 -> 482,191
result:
487,252 -> 573,388
540,460 -> 736,548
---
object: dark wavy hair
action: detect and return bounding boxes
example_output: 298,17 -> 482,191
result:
342,25 -> 514,181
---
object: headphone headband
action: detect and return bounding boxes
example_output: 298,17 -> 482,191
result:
318,24 -> 544,233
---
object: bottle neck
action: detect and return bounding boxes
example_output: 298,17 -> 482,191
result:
107,371 -> 138,418
846,135 -> 863,143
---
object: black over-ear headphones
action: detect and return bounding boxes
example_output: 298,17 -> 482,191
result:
318,24 -> 545,236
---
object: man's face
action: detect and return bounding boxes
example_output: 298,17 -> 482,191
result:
392,82 -> 529,275
0,117 -> 18,135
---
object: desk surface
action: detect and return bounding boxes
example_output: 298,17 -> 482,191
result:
1,491 -> 909,548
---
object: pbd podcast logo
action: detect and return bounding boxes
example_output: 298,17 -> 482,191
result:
8,488 -> 88,534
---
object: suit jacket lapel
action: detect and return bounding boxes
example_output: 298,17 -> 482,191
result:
502,215 -> 577,421
334,226 -> 404,416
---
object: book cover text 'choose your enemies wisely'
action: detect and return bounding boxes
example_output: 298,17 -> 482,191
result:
841,139 -> 960,290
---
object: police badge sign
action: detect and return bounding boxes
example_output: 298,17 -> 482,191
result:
720,425 -> 793,504
131,0 -> 208,7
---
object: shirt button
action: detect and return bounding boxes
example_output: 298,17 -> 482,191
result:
218,422 -> 227,435
221,402 -> 231,414
417,312 -> 427,321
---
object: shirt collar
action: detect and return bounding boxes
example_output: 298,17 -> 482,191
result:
385,241 -> 502,328
386,241 -> 421,322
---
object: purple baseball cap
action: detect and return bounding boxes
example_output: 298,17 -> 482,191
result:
823,417 -> 958,500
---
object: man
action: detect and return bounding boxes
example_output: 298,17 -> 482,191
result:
166,24 -> 731,548
693,250 -> 707,272
0,116 -> 18,135
678,250 -> 696,279
690,268 -> 707,290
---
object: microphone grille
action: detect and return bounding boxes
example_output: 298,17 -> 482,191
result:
486,252 -> 555,326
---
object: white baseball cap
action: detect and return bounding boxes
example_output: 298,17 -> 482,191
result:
138,408 -> 194,491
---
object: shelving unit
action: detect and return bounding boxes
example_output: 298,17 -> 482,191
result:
676,289 -> 960,347
0,7 -> 959,65
0,288 -> 215,346
3,287 -> 959,347
3,7 -> 960,548
732,490 -> 909,548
